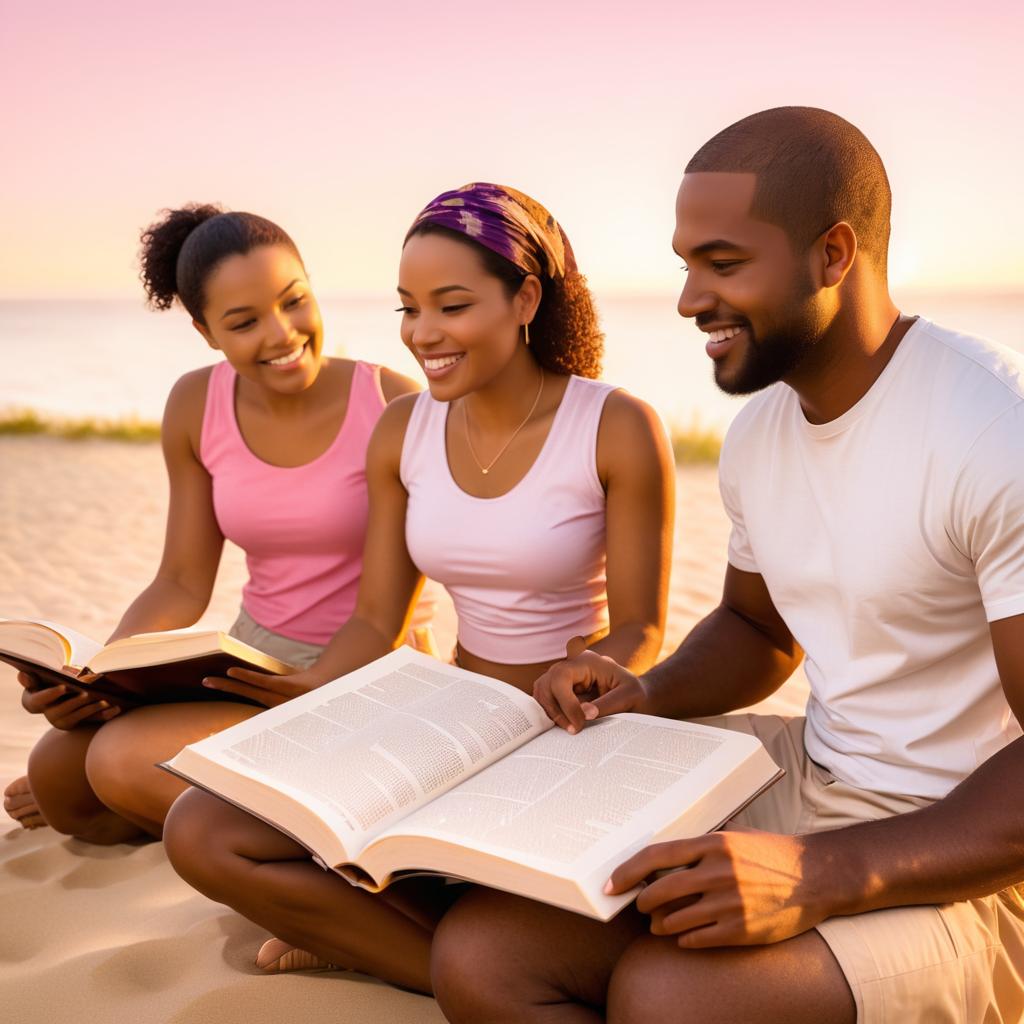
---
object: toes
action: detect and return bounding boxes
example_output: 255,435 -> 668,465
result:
255,938 -> 336,972
3,779 -> 47,829
3,776 -> 32,799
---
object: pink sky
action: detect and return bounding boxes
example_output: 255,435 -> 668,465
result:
3,0 -> 1021,297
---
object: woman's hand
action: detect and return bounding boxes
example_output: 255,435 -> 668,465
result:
18,671 -> 120,729
201,667 -> 323,708
533,637 -> 650,733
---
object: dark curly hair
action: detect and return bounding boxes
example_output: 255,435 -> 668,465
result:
139,204 -> 303,324
405,222 -> 603,379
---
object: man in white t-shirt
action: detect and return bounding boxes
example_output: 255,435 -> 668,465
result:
428,107 -> 1024,1023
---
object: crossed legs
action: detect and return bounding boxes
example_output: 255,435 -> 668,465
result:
22,701 -> 260,842
25,725 -> 146,843
430,887 -> 856,1024
163,788 -> 461,994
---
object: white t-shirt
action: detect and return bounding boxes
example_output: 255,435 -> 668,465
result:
720,318 -> 1024,799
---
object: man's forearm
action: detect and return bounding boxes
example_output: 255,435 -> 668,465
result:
639,604 -> 802,719
810,735 -> 1024,918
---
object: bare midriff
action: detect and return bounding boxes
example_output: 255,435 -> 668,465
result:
455,627 -> 608,696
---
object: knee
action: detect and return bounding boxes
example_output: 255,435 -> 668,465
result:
86,703 -> 258,829
83,718 -> 134,808
610,932 -> 857,1024
83,709 -> 165,818
163,788 -> 227,895
608,935 -> 694,1024
26,728 -> 99,837
26,730 -> 70,811
431,889 -> 532,1024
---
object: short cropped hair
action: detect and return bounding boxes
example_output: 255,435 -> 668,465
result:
686,107 -> 892,270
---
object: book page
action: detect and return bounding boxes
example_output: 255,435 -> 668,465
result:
388,715 -> 741,869
111,627 -> 219,641
0,619 -> 103,672
90,630 -> 294,675
175,648 -> 549,855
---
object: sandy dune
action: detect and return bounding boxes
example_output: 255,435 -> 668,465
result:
0,437 -> 808,1022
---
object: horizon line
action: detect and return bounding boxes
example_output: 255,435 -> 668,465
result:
2,286 -> 1023,304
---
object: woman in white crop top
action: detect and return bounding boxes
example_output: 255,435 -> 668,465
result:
164,183 -> 675,993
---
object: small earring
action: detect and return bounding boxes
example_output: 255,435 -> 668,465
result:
524,322 -> 531,346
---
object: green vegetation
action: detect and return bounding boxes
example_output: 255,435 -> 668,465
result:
0,407 -> 722,463
669,419 -> 722,465
0,409 -> 161,442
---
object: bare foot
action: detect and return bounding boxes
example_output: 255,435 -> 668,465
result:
255,937 -> 339,973
3,776 -> 47,829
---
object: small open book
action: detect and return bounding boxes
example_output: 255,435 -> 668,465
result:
0,618 -> 296,707
163,648 -> 782,920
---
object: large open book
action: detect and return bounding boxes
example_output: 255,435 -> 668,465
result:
163,648 -> 782,920
0,618 -> 296,707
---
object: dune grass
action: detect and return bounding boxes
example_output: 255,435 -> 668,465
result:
0,408 -> 723,463
0,408 -> 161,442
668,419 -> 722,464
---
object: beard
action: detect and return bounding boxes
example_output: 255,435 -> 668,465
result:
713,275 -> 827,396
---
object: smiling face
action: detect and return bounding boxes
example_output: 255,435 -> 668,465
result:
195,244 -> 324,395
397,231 -> 538,401
674,172 -> 831,395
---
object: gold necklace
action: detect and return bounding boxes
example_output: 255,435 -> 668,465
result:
463,367 -> 545,475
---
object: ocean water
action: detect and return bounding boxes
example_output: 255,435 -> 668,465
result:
2,292 -> 1022,431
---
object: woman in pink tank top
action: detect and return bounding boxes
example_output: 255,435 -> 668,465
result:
164,185 -> 676,991
6,205 -> 424,842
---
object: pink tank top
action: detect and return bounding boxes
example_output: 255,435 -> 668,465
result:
401,375 -> 615,664
200,360 -> 386,645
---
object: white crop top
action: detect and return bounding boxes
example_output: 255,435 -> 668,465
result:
401,375 -> 616,663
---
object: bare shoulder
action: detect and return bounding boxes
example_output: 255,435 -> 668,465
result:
379,366 -> 421,402
597,389 -> 672,469
595,389 -> 673,487
374,390 -> 421,439
163,365 -> 216,451
367,391 -> 422,470
600,389 -> 664,432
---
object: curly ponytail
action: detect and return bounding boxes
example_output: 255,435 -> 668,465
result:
138,204 -> 302,323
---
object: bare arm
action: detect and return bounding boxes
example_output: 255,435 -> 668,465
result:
307,393 -> 425,676
20,370 -> 224,728
639,563 -> 803,718
607,614 -> 1024,947
587,392 -> 675,673
535,560 -> 803,732
122,360 -> 418,643
804,612 -> 1024,913
108,369 -> 225,641
214,394 -> 426,703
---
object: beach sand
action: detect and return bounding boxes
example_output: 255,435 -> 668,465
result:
0,437 -> 809,1023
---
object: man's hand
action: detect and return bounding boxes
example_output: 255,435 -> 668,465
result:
533,637 -> 649,733
202,666 -> 321,707
606,827 -> 835,947
18,671 -> 119,729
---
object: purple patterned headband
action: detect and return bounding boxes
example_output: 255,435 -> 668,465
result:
406,182 -> 575,280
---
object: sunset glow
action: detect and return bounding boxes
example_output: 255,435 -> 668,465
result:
3,0 -> 1021,299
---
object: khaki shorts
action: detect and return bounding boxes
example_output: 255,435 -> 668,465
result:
228,607 -> 441,671
701,713 -> 1024,1024
228,607 -> 326,670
